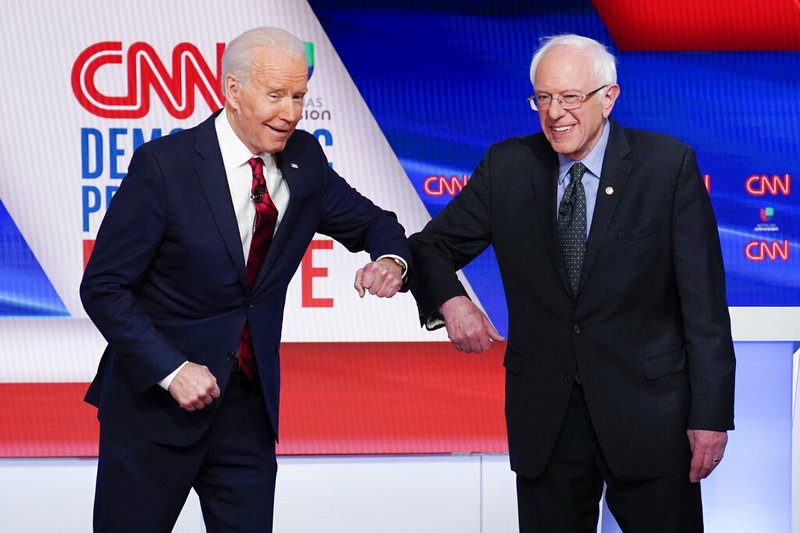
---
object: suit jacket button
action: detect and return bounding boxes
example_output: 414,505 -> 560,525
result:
572,324 -> 581,334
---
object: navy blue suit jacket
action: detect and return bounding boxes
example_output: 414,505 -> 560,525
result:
81,111 -> 411,446
410,120 -> 735,480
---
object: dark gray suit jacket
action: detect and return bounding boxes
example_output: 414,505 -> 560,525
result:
410,120 -> 735,480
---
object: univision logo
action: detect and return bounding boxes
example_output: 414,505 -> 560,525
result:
754,206 -> 779,233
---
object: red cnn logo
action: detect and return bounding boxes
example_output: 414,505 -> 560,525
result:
423,175 -> 470,196
745,174 -> 791,196
744,240 -> 790,261
71,41 -> 224,119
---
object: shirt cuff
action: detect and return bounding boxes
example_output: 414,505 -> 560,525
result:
425,316 -> 446,331
158,361 -> 189,390
377,254 -> 408,280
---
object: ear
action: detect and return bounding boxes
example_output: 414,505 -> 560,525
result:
224,74 -> 240,110
601,84 -> 620,118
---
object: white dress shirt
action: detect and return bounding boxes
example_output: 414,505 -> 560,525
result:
214,111 -> 291,260
160,112 -> 405,389
159,112 -> 291,389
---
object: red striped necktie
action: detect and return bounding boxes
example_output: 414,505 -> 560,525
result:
237,156 -> 279,380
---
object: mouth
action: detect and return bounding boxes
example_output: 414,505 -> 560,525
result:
266,124 -> 294,139
551,124 -> 575,134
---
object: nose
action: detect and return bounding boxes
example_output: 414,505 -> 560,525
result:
278,97 -> 302,123
547,98 -> 567,120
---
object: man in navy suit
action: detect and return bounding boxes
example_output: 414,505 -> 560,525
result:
410,34 -> 735,531
81,27 -> 410,532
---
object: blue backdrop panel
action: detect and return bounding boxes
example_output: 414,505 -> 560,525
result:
0,200 -> 68,316
309,0 -> 800,335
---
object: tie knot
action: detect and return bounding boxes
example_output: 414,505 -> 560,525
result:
248,157 -> 264,179
569,162 -> 587,183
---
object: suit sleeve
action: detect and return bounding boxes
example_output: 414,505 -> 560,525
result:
408,149 -> 494,325
313,143 -> 413,285
671,147 -> 736,431
80,147 -> 187,393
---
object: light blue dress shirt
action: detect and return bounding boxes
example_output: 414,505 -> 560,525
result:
555,120 -> 611,237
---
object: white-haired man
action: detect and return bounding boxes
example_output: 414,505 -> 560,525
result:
82,26 -> 410,532
410,34 -> 735,531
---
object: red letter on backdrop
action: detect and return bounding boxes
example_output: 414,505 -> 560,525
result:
302,239 -> 334,307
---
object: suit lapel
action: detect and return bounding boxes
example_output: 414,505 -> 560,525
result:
580,121 -> 632,288
193,112 -> 248,289
529,137 -> 572,294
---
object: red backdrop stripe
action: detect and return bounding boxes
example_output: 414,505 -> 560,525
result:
0,342 -> 508,457
593,0 -> 800,51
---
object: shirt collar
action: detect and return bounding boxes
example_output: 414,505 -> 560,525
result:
557,119 -> 610,184
214,111 -> 276,172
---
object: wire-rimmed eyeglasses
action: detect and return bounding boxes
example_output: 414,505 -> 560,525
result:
528,85 -> 608,111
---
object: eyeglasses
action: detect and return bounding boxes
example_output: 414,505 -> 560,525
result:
528,85 -> 608,111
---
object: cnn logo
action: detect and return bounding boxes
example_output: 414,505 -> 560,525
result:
71,42 -> 225,119
744,240 -> 790,261
745,174 -> 791,196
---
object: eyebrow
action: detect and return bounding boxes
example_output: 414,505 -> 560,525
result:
536,88 -> 582,94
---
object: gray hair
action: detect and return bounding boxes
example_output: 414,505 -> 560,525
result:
529,34 -> 617,92
221,27 -> 307,93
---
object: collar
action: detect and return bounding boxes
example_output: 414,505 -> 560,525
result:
557,119 -> 610,184
215,111 -> 277,171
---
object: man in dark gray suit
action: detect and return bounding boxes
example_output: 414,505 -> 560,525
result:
410,34 -> 735,532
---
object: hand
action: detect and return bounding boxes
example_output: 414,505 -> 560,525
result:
687,429 -> 727,482
440,295 -> 505,353
168,362 -> 221,412
354,258 -> 403,298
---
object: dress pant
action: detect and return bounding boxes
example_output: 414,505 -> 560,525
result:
516,384 -> 703,533
94,368 -> 277,533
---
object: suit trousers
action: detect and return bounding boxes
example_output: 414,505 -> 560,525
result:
515,384 -> 703,533
93,369 -> 277,533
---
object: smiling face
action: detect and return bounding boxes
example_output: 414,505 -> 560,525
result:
533,45 -> 619,160
225,45 -> 308,154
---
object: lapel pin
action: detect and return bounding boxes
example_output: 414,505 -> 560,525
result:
605,186 -> 614,195
290,163 -> 299,169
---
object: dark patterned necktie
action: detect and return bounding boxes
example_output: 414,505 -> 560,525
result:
558,162 -> 587,297
237,157 -> 279,381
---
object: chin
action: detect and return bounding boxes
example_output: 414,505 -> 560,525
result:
551,145 -> 576,157
268,143 -> 288,154
556,140 -> 584,156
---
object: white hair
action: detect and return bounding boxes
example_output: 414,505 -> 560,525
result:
221,27 -> 307,93
529,34 -> 617,92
